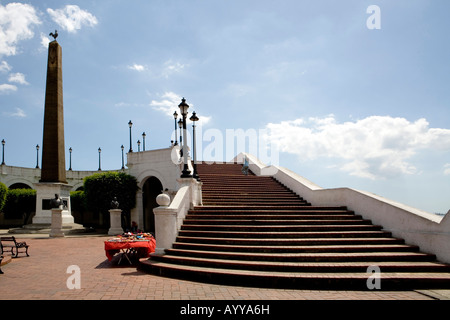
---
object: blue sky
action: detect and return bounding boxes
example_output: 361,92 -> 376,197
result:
1,0 -> 449,214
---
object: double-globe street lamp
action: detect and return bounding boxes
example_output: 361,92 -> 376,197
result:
178,98 -> 192,178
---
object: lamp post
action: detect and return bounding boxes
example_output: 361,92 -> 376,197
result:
36,144 -> 40,168
98,147 -> 102,171
128,120 -> 133,153
137,140 -> 141,152
1,139 -> 5,165
190,111 -> 200,180
173,111 -> 178,145
142,132 -> 146,151
69,147 -> 72,170
179,98 -> 192,178
178,119 -> 183,148
121,145 -> 125,170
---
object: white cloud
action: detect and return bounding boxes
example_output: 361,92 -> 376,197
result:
150,92 -> 211,124
0,83 -> 17,94
150,92 -> 183,117
40,33 -> 51,49
47,5 -> 98,33
8,72 -> 28,85
0,3 -> 41,56
128,64 -> 146,72
162,60 -> 186,78
3,107 -> 26,118
265,115 -> 450,180
0,61 -> 11,72
444,164 -> 450,176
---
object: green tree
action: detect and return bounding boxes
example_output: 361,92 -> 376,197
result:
3,189 -> 36,225
83,172 -> 138,229
0,182 -> 7,213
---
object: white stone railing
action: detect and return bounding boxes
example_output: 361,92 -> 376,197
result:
234,152 -> 450,264
153,178 -> 202,254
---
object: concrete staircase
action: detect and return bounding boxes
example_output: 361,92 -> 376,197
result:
139,163 -> 450,289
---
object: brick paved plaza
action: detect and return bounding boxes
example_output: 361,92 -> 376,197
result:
2,232 -> 450,302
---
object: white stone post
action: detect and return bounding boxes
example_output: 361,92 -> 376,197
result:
108,209 -> 124,235
50,208 -> 64,237
153,193 -> 175,254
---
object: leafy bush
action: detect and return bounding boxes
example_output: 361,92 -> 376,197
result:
83,171 -> 138,228
0,182 -> 7,213
70,190 -> 86,213
3,188 -> 36,224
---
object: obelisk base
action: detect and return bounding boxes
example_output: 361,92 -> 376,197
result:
32,182 -> 73,225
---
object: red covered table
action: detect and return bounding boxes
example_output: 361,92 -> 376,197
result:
105,236 -> 156,264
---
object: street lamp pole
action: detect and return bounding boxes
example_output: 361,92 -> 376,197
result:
190,111 -> 200,180
98,147 -> 102,171
69,147 -> 72,171
173,111 -> 178,145
142,132 -> 146,151
128,120 -> 133,153
137,140 -> 141,152
1,139 -> 5,165
178,118 -> 183,155
121,145 -> 125,170
179,98 -> 192,178
36,144 -> 40,168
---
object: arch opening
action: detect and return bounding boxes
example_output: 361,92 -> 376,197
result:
142,176 -> 163,233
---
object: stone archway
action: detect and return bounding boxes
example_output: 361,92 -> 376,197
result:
9,183 -> 33,189
142,176 -> 163,233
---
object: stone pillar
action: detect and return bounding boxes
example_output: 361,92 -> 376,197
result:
153,193 -> 174,254
108,209 -> 123,236
50,208 -> 64,237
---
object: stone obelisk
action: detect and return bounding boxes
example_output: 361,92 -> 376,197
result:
40,38 -> 67,184
32,34 -> 73,226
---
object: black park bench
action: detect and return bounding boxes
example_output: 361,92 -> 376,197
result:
0,236 -> 30,258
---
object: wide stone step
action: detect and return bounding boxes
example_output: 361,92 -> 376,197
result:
175,236 -> 406,246
139,259 -> 450,289
149,254 -> 445,272
163,249 -> 435,263
178,230 -> 393,239
192,206 -> 350,211
185,214 -> 363,220
182,219 -> 372,226
172,242 -> 420,253
180,224 -> 382,232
